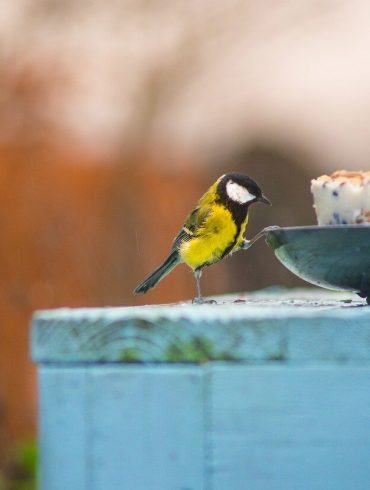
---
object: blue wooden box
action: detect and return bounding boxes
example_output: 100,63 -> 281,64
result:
31,289 -> 370,490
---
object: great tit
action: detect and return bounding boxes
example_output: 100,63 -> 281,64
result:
134,172 -> 271,303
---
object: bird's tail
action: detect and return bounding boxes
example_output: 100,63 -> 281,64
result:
134,251 -> 180,294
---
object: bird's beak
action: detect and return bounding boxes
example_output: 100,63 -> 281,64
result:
257,195 -> 271,205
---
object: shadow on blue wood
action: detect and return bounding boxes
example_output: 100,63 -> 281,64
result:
32,289 -> 370,490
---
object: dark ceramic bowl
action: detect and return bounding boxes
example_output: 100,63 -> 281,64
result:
262,225 -> 370,302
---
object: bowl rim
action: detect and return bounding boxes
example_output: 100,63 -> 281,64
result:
265,224 -> 370,232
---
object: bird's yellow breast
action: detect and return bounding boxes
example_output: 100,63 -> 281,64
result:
179,204 -> 243,270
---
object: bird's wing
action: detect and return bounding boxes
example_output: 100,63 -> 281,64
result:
172,205 -> 213,250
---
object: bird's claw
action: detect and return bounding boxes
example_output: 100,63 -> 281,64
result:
241,239 -> 251,250
192,297 -> 217,305
241,226 -> 280,250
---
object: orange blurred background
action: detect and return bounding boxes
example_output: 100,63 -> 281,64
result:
2,0 -> 370,465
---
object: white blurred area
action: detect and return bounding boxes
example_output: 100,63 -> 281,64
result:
2,0 -> 370,171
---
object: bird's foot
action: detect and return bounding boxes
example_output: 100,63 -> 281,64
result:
241,226 -> 281,250
241,239 -> 251,250
192,297 -> 217,305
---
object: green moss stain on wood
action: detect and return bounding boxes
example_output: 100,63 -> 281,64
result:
31,289 -> 370,363
164,336 -> 237,363
118,348 -> 142,362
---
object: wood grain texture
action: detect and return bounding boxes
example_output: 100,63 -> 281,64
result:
39,365 -> 205,490
34,290 -> 370,489
38,363 -> 370,490
32,289 -> 370,363
39,368 -> 88,490
209,364 -> 370,490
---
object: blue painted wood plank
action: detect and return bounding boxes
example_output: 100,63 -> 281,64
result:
287,320 -> 370,360
31,289 -> 370,363
33,289 -> 370,489
209,364 -> 370,490
87,365 -> 205,490
39,365 -> 206,490
39,367 -> 88,490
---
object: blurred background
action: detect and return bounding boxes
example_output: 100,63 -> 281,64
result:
1,0 -> 370,486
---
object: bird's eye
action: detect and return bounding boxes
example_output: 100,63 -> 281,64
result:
226,181 -> 255,204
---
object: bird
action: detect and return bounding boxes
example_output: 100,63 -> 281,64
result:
134,172 -> 271,303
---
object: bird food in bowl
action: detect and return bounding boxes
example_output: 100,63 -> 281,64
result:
311,170 -> 370,225
263,170 -> 370,303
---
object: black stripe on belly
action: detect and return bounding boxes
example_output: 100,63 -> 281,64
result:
196,203 -> 248,270
219,224 -> 240,260
196,222 -> 240,271
218,201 -> 249,260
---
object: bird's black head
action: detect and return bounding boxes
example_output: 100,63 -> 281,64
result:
217,172 -> 270,209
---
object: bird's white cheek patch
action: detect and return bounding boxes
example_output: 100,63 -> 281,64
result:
226,181 -> 255,204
